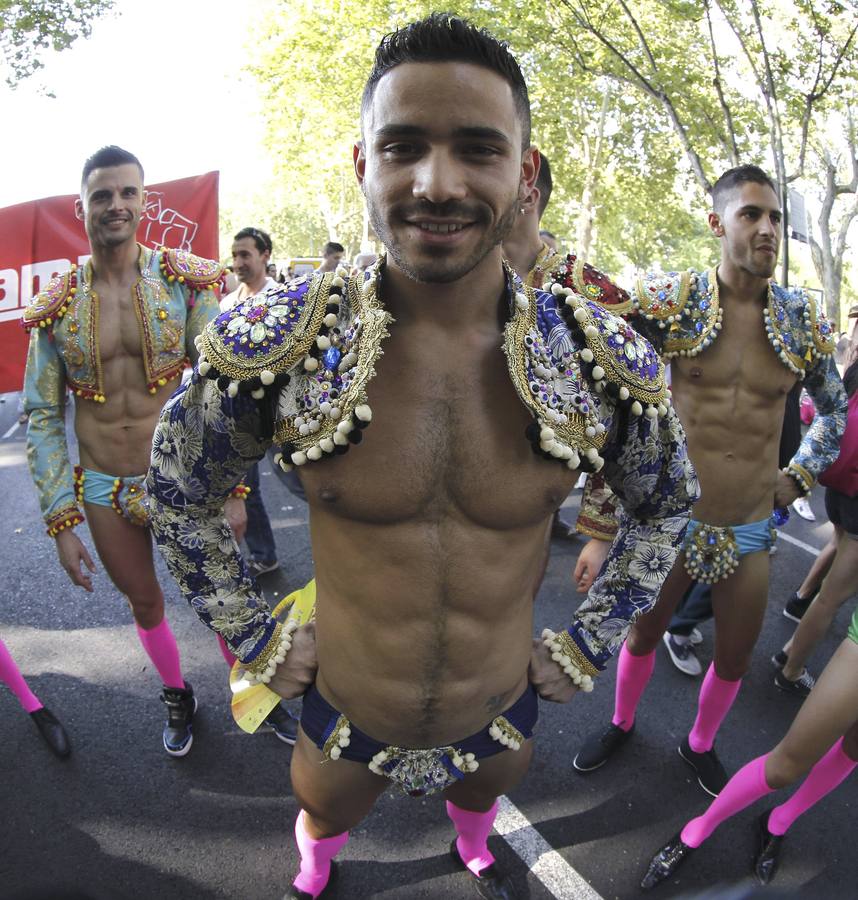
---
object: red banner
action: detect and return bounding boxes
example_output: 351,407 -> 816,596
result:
0,171 -> 219,394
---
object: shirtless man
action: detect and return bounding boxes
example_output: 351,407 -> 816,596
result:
22,145 -> 229,756
573,164 -> 846,797
147,15 -> 695,898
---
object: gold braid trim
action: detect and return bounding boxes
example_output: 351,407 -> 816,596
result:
243,620 -> 285,674
322,715 -> 352,761
274,272 -> 393,449
575,519 -> 617,541
503,281 -> 604,455
553,630 -> 600,678
45,504 -> 85,537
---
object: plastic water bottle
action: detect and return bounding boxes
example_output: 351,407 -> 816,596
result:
772,506 -> 790,527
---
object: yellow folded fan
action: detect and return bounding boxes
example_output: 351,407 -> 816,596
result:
229,579 -> 316,733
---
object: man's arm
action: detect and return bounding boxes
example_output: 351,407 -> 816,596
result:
532,402 -> 697,699
782,352 -> 847,498
146,376 -> 284,673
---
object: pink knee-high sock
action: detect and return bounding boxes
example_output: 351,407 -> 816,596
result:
688,664 -> 742,753
0,638 -> 42,713
611,644 -> 656,731
447,799 -> 498,876
293,811 -> 348,898
767,738 -> 857,836
216,634 -> 236,668
681,754 -> 773,847
136,619 -> 184,689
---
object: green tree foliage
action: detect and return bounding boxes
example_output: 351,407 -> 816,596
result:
0,0 -> 114,85
244,0 -> 856,311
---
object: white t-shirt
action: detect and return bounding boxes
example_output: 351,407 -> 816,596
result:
219,276 -> 279,313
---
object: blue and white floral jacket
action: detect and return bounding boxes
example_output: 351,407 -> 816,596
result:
147,262 -> 698,679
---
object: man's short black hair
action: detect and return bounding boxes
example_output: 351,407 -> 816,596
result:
712,165 -> 778,213
361,12 -> 531,149
81,146 -> 144,190
323,241 -> 344,256
535,152 -> 552,218
539,229 -> 556,241
234,227 -> 272,255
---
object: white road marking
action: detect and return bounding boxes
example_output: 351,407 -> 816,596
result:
2,421 -> 20,439
777,532 -> 822,557
495,794 -> 604,900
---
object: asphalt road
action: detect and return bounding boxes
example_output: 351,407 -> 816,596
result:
0,391 -> 855,900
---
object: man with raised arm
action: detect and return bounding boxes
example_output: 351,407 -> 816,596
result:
148,16 -> 696,899
572,165 -> 846,801
22,146 -> 226,757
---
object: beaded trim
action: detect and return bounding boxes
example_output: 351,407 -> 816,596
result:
523,244 -> 564,289
785,463 -> 813,495
230,483 -> 251,499
488,716 -> 524,750
542,628 -> 598,687
633,269 -> 693,325
45,504 -> 84,537
159,247 -> 225,296
109,477 -> 150,527
765,288 -> 835,379
242,620 -> 285,675
322,715 -> 353,761
661,271 -> 723,359
73,465 -> 85,505
552,254 -> 634,314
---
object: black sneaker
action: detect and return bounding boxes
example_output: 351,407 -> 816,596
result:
783,590 -> 817,623
573,722 -> 635,772
160,682 -> 197,757
263,703 -> 299,745
771,650 -> 788,669
678,736 -> 728,797
662,632 -> 702,676
774,667 -> 815,698
754,810 -> 785,885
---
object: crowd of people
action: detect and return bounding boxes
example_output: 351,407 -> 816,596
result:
4,12 -> 858,900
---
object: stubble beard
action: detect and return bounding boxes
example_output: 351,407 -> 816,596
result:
366,191 -> 520,285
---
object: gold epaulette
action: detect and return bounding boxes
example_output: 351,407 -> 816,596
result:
632,270 -> 693,324
549,254 -> 634,315
804,294 -> 836,357
196,273 -> 332,392
21,266 -> 79,332
159,247 -> 224,291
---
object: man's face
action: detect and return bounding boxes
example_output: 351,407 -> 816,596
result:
355,61 -> 536,284
75,163 -> 144,250
231,237 -> 269,285
711,181 -> 782,279
322,249 -> 344,272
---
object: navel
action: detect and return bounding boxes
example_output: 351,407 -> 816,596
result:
690,366 -> 703,379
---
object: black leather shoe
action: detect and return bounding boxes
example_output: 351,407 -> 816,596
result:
450,839 -> 519,899
30,707 -> 71,758
641,833 -> 695,889
678,736 -> 728,796
754,810 -> 784,884
284,861 -> 338,899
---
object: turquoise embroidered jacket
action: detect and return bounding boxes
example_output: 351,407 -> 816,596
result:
147,262 -> 698,679
631,269 -> 846,493
22,244 -> 223,535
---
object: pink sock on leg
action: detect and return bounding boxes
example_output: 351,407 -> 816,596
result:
293,811 -> 348,898
0,637 -> 42,714
688,664 -> 742,753
767,737 -> 857,835
611,644 -> 656,731
136,619 -> 184,689
681,754 -> 773,847
446,799 -> 498,876
216,634 -> 236,668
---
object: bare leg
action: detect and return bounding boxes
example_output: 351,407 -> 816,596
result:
782,531 -> 858,680
795,528 -> 838,600
84,503 -> 166,628
766,638 -> 858,788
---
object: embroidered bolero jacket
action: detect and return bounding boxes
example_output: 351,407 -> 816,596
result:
22,244 -> 223,535
631,268 -> 846,496
147,262 -> 698,681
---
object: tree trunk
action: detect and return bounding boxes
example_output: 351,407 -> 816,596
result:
576,83 -> 611,260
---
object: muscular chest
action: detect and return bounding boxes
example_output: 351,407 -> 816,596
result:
93,283 -> 144,363
298,327 -> 576,526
